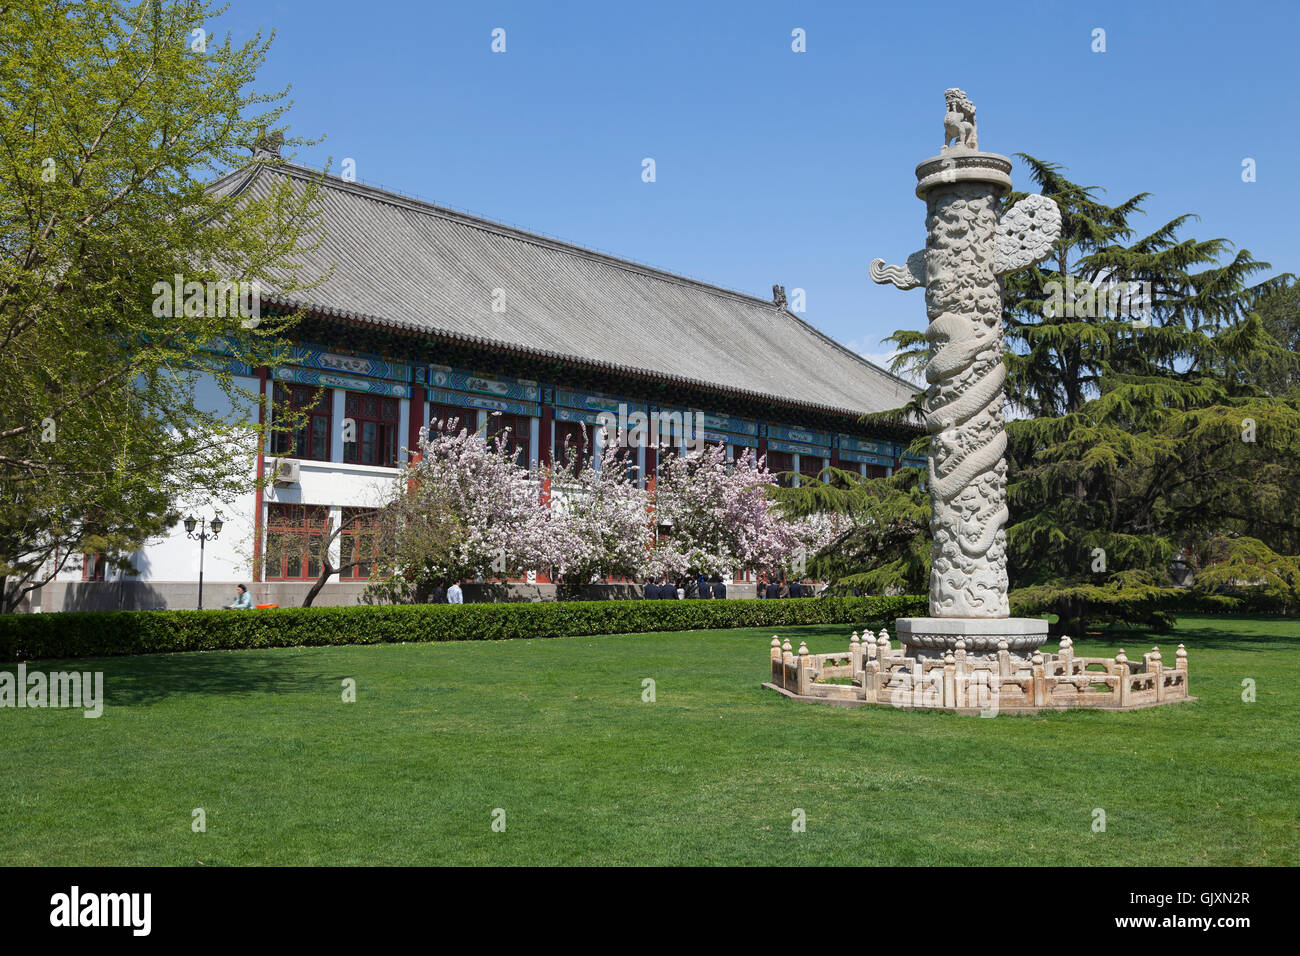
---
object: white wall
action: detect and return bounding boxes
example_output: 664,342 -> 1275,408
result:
56,371 -> 261,585
56,373 -> 405,586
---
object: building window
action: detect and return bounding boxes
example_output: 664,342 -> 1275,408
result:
489,412 -> 531,469
271,384 -> 331,462
800,454 -> 825,483
340,507 -> 384,580
82,553 -> 106,581
865,463 -> 889,479
264,504 -> 331,580
342,392 -> 399,467
429,403 -> 471,436
554,420 -> 590,473
766,450 -> 794,487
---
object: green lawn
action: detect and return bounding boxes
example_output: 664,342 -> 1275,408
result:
2,614 -> 1297,865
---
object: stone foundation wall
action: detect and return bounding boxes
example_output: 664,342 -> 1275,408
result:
25,579 -> 751,612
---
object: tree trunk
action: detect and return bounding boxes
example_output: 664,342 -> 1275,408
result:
302,562 -> 334,607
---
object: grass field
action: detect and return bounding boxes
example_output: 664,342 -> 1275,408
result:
2,614 -> 1297,865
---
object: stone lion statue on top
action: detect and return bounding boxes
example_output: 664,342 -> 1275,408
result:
943,88 -> 978,151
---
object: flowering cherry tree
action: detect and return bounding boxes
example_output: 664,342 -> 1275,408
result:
370,418 -> 554,595
786,512 -> 845,579
547,440 -> 650,583
651,443 -> 800,578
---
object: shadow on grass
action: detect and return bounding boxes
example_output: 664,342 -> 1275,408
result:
62,651 -> 340,707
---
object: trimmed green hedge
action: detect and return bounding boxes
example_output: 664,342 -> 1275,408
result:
0,595 -> 928,662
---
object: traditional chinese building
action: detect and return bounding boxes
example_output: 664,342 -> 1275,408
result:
35,155 -> 921,611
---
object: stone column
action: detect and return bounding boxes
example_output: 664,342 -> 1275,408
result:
871,89 -> 1061,661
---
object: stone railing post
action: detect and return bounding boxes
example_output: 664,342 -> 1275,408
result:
1031,652 -> 1046,708
797,642 -> 812,696
1151,646 -> 1164,702
911,655 -> 926,708
1114,650 -> 1129,708
953,638 -> 967,708
771,636 -> 782,682
863,658 -> 879,703
944,651 -> 958,708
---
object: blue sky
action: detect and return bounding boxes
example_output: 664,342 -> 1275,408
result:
218,0 -> 1299,370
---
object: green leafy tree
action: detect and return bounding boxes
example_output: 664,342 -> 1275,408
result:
0,0 -> 324,610
1007,353 -> 1300,634
1233,279 -> 1300,396
771,464 -> 929,596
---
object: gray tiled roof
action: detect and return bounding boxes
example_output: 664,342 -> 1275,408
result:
211,162 -> 919,418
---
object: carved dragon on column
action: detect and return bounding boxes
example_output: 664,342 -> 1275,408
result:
870,91 -> 1060,618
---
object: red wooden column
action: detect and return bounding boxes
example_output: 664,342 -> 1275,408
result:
408,384 -> 425,458
539,401 -> 554,469
533,398 -> 554,585
252,366 -> 269,584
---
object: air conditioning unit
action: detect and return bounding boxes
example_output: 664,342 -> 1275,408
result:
272,458 -> 301,485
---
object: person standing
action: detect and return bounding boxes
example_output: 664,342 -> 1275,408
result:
712,575 -> 727,600
447,581 -> 464,605
697,573 -> 712,600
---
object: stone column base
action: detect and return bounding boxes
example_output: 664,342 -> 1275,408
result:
895,617 -> 1048,660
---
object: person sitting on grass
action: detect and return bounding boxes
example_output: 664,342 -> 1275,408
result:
225,584 -> 253,610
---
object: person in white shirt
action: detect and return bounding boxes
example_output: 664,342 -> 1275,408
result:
446,582 -> 463,605
224,584 -> 253,610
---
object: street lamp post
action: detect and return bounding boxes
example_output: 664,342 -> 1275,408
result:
184,513 -> 223,610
